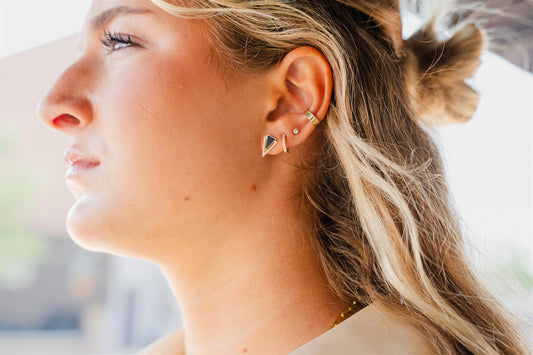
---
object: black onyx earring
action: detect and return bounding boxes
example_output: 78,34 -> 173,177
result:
262,134 -> 278,157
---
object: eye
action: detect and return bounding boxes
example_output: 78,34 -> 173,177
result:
99,29 -> 138,52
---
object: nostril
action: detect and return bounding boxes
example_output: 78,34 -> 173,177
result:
53,114 -> 80,127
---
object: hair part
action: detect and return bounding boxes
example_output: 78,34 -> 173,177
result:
150,0 -> 530,353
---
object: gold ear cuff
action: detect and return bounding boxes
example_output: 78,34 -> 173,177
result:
304,108 -> 320,125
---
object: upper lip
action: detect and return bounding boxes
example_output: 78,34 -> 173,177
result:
64,149 -> 101,167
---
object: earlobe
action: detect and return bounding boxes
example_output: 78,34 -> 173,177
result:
261,108 -> 323,158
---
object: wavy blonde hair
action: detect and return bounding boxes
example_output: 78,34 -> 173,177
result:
150,0 -> 529,353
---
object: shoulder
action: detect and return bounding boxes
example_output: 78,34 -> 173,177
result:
290,302 -> 436,354
136,303 -> 436,355
137,327 -> 185,355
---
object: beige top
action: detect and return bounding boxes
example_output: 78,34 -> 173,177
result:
289,302 -> 435,354
138,302 -> 435,354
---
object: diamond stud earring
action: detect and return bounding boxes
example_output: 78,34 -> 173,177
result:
293,128 -> 299,135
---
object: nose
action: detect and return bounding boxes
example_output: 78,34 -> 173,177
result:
37,59 -> 94,135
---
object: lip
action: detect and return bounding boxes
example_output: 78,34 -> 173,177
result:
64,150 -> 101,178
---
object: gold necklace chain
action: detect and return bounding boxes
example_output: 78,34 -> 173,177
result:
330,301 -> 358,329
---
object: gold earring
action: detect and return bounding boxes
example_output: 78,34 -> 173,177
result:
262,134 -> 278,157
282,132 -> 288,153
304,109 -> 321,126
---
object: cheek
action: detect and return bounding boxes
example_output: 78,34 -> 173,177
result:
96,45 -> 254,230
108,54 -> 220,177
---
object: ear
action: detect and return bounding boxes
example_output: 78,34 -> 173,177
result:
261,46 -> 332,157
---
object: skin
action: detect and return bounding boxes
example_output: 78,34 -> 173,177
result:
37,0 -> 346,353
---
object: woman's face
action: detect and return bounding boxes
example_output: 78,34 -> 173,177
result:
38,0 -> 271,257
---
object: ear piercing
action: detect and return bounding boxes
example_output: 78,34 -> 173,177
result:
304,109 -> 321,126
262,133 -> 287,157
262,134 -> 278,157
262,109 -> 318,157
282,132 -> 288,153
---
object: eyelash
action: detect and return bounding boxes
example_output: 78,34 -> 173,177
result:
100,29 -> 137,52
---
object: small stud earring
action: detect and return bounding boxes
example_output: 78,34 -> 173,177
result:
262,134 -> 278,157
293,128 -> 299,135
282,132 -> 288,153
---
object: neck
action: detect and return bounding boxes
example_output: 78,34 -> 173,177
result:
155,191 -> 344,354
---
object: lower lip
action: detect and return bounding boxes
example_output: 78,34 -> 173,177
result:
65,162 -> 100,178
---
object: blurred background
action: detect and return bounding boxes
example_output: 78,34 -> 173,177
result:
0,0 -> 532,354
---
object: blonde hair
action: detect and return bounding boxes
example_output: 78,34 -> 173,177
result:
150,0 -> 529,353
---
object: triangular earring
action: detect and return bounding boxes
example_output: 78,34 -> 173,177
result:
262,134 -> 278,157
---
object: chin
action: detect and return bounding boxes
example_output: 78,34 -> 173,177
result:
65,196 -> 156,260
65,195 -> 124,254
66,197 -> 109,253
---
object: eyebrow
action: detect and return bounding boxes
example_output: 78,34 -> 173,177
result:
77,6 -> 154,50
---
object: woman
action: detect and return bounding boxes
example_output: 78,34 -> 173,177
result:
37,0 -> 529,353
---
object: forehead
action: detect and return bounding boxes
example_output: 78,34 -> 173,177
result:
77,0 -> 174,50
84,0 -> 161,29
87,0 -> 155,16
